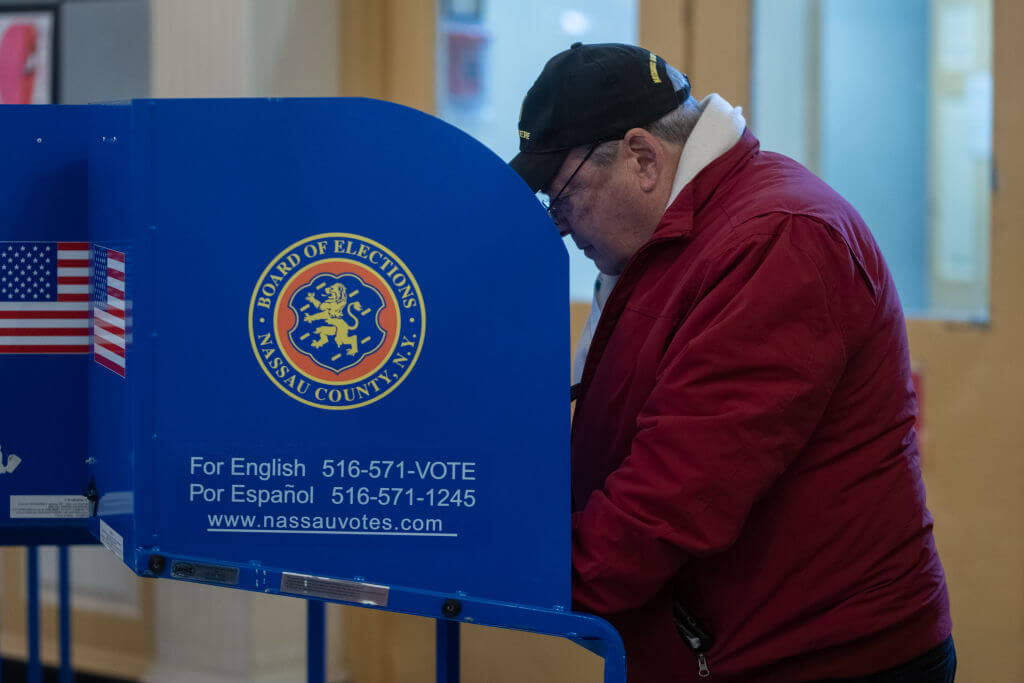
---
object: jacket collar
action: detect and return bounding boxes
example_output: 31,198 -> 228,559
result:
653,128 -> 761,241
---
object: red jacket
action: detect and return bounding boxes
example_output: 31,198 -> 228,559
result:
571,131 -> 951,682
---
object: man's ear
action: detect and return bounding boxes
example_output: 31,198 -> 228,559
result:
622,128 -> 663,193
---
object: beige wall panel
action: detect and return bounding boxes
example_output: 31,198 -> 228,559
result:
384,0 -> 436,114
571,302 -> 591,350
685,0 -> 751,105
640,0 -> 686,68
461,625 -> 603,682
340,607 -> 604,683
341,608 -> 434,682
906,321 -> 1024,683
340,0 -> 387,100
341,0 -> 435,114
249,0 -> 342,97
640,0 -> 752,103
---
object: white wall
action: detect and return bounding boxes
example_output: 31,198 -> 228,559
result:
151,0 -> 253,97
151,0 -> 341,98
249,0 -> 341,97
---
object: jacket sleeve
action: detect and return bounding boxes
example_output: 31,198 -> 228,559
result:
572,216 -> 861,614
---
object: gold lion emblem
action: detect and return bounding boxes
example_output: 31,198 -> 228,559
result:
303,283 -> 364,355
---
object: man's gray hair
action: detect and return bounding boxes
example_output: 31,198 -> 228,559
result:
589,65 -> 701,167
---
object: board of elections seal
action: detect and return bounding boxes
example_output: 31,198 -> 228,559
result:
248,233 -> 425,410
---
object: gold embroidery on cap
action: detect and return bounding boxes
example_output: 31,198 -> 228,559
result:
649,52 -> 661,84
519,130 -> 531,140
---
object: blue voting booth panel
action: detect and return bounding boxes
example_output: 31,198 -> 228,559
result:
0,106 -> 93,546
88,98 -> 572,610
86,103 -> 137,562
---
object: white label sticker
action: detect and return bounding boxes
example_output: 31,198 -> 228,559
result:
280,572 -> 390,606
99,520 -> 124,562
10,495 -> 90,519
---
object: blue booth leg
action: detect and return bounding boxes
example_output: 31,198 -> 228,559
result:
27,546 -> 41,683
307,600 -> 326,683
436,619 -> 460,683
603,647 -> 627,683
59,546 -> 72,683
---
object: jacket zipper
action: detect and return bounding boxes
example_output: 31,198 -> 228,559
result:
697,652 -> 711,677
672,590 -> 715,679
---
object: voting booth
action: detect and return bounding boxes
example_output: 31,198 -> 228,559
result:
1,98 -> 626,682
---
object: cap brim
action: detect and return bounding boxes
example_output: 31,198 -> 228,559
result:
509,149 -> 569,194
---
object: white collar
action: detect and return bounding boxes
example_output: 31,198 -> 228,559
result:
666,93 -> 746,208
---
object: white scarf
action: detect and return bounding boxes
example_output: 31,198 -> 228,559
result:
571,94 -> 746,385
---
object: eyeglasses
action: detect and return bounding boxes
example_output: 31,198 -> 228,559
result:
542,142 -> 599,233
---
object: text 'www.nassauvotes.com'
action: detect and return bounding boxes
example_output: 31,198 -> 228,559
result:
206,512 -> 454,537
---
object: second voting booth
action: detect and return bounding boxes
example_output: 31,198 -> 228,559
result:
1,98 -> 626,681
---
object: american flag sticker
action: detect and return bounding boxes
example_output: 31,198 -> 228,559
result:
91,247 -> 127,377
0,242 -> 91,354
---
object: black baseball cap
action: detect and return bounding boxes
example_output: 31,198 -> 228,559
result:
510,42 -> 690,193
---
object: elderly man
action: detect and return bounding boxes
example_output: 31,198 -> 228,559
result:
510,43 -> 954,682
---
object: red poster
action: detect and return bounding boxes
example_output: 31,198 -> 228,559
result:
0,11 -> 55,104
